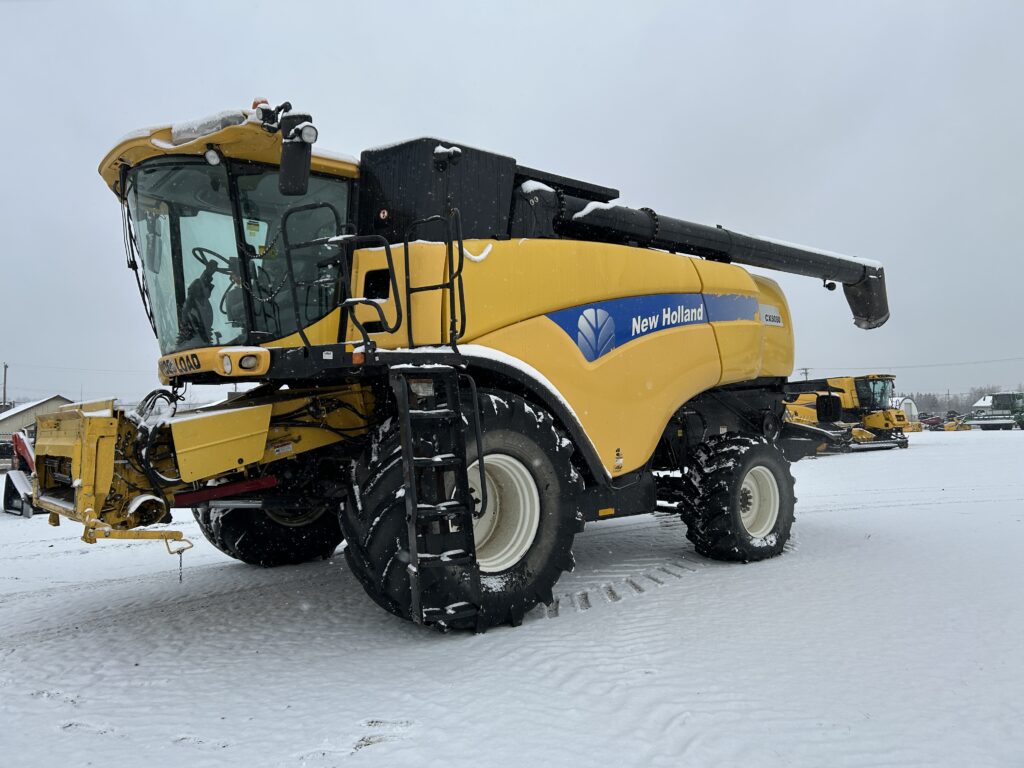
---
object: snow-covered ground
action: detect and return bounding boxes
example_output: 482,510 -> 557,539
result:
2,429 -> 1022,767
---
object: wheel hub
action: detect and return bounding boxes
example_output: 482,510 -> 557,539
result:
265,506 -> 325,528
466,453 -> 541,573
738,465 -> 780,538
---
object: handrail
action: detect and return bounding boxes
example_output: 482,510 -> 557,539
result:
280,201 -> 346,350
402,208 -> 467,351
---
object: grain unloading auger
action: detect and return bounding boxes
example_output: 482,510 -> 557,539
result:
27,101 -> 888,630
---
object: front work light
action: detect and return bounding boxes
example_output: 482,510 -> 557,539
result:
299,123 -> 318,144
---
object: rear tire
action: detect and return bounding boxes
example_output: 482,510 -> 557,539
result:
682,434 -> 795,562
341,391 -> 583,629
193,505 -> 342,567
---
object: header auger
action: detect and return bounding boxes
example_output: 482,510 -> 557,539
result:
21,100 -> 889,631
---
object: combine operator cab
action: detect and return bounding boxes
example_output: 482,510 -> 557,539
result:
126,157 -> 351,357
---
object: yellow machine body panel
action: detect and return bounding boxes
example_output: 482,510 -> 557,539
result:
747,275 -> 794,379
325,238 -> 793,476
446,239 -> 705,342
347,243 -> 448,347
170,405 -> 274,482
264,309 -> 343,350
348,239 -> 793,374
473,318 -> 721,475
862,409 -> 908,431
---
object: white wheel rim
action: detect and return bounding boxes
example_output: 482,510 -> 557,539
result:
466,453 -> 541,573
738,465 -> 780,538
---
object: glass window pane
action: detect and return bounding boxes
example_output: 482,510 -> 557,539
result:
128,160 -> 242,355
237,172 -> 348,340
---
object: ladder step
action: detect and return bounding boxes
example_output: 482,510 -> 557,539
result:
418,549 -> 475,568
412,453 -> 462,469
408,407 -> 457,421
422,602 -> 478,624
413,500 -> 474,522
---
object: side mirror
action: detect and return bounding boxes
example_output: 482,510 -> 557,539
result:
278,112 -> 317,196
816,393 -> 843,423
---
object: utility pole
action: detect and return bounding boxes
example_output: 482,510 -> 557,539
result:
798,367 -> 811,381
2,361 -> 7,412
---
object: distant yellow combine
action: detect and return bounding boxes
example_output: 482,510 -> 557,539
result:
787,374 -> 909,450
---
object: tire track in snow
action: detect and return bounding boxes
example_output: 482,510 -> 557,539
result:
0,557 -> 232,606
6,512 -> 720,636
0,559 -> 352,645
534,514 -> 724,622
800,495 -> 1024,515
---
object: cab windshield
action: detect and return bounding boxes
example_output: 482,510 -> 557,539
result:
855,378 -> 894,410
125,157 -> 349,355
991,393 -> 1022,411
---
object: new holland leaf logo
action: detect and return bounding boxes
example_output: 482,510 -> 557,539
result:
577,308 -> 615,362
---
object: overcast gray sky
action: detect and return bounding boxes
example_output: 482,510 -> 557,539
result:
1,0 -> 1021,404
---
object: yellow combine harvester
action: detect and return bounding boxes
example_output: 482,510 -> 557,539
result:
21,101 -> 889,630
787,374 -> 909,449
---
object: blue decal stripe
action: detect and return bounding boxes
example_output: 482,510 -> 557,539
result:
703,293 -> 759,323
547,292 -> 759,362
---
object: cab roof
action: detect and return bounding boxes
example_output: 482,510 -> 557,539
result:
99,108 -> 359,196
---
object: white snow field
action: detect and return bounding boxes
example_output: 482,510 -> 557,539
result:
2,429 -> 1022,767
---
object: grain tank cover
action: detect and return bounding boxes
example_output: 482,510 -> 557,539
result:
358,139 -> 517,243
357,138 -> 617,242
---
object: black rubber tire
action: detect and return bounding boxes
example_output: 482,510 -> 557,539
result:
682,434 -> 795,562
341,390 -> 584,630
193,505 -> 343,567
2,476 -> 25,516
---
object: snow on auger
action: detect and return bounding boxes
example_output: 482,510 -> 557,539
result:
26,101 -> 889,630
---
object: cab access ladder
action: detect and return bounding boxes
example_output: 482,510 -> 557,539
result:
389,364 -> 487,629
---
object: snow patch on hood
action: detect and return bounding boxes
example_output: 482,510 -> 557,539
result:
464,243 -> 493,263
